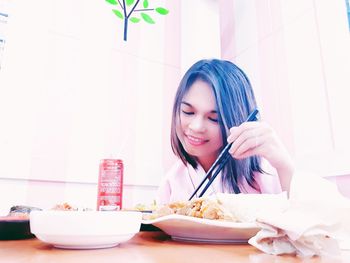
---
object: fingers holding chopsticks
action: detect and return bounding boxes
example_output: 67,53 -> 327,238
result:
228,121 -> 261,157
227,120 -> 294,192
227,121 -> 286,167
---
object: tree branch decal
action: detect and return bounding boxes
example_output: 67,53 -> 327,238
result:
105,0 -> 169,41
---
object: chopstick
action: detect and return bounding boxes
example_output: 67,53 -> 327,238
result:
188,109 -> 259,200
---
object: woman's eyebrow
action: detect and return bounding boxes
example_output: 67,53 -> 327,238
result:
181,101 -> 192,107
181,101 -> 217,114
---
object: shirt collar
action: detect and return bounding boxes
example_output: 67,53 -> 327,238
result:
187,163 -> 224,197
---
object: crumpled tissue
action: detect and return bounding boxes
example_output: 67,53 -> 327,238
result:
248,171 -> 350,257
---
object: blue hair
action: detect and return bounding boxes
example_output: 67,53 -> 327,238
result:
170,59 -> 263,193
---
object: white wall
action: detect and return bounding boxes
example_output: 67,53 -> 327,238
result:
2,0 -> 348,213
0,0 -> 221,213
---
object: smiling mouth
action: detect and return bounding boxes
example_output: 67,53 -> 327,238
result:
185,135 -> 208,146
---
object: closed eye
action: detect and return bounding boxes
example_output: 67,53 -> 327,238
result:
208,117 -> 218,123
182,110 -> 194,115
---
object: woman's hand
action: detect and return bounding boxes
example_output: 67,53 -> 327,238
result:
227,121 -> 294,192
227,121 -> 287,168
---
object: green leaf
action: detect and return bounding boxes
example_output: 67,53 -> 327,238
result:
141,12 -> 155,24
143,0 -> 149,8
126,0 -> 134,6
130,17 -> 141,23
105,0 -> 118,5
112,9 -> 124,19
155,7 -> 169,15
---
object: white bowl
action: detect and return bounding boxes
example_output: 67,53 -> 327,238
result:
30,210 -> 142,249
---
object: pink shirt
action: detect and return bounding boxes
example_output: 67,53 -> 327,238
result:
157,159 -> 282,205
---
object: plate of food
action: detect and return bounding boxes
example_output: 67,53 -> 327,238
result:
142,214 -> 259,243
141,196 -> 262,243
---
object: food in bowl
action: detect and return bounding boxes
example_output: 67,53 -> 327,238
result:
123,200 -> 159,213
133,200 -> 158,212
51,202 -> 92,211
30,210 -> 142,249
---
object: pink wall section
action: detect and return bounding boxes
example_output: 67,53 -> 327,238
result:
218,0 -> 295,156
217,0 -> 350,179
255,23 -> 295,156
218,0 -> 236,60
161,0 -> 182,172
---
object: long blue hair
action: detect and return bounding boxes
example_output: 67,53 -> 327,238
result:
170,59 -> 263,193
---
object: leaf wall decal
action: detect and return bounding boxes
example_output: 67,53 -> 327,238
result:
141,13 -> 155,24
112,9 -> 124,19
106,0 -> 118,5
155,7 -> 169,15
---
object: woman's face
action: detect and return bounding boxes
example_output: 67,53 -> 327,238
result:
176,79 -> 223,170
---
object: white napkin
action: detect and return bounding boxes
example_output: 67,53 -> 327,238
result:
248,171 -> 350,257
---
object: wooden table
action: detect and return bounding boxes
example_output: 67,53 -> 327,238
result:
0,232 -> 348,263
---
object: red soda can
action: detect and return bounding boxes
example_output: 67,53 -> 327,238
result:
97,159 -> 123,211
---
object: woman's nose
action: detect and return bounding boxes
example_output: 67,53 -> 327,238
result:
188,116 -> 206,132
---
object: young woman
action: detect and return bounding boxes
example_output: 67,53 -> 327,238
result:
157,59 -> 294,204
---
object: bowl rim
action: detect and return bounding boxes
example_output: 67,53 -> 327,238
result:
30,210 -> 142,215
